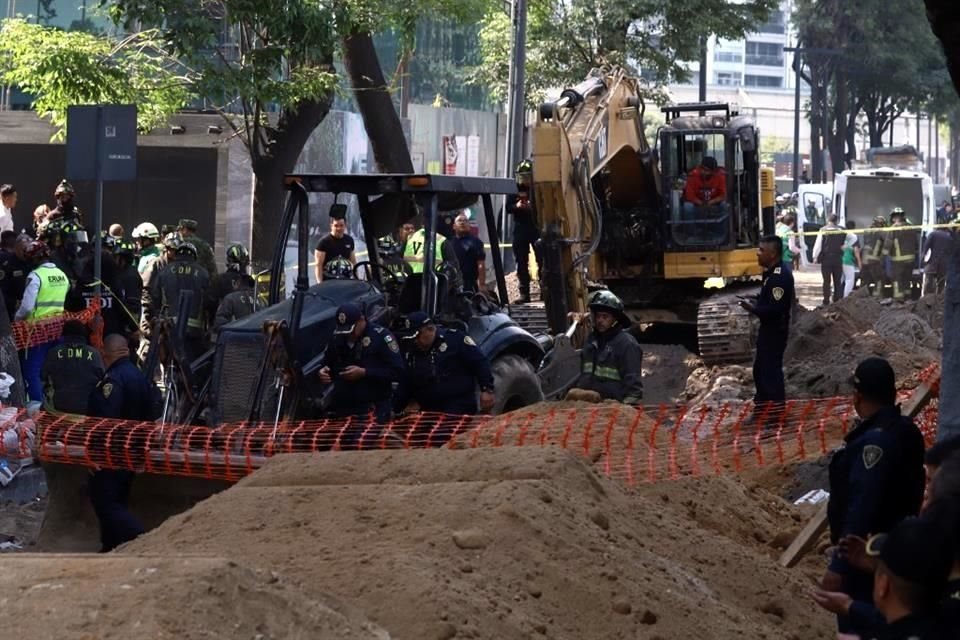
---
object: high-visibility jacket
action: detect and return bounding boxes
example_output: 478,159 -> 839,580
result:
29,264 -> 69,320
403,229 -> 445,274
861,230 -> 885,264
886,223 -> 918,262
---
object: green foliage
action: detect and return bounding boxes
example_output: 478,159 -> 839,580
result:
0,18 -> 191,139
473,0 -> 777,103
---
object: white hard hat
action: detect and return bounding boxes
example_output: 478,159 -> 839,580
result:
132,222 -> 160,240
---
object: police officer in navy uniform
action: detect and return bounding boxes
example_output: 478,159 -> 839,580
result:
823,357 -> 925,636
739,235 -> 795,414
40,320 -> 104,414
87,334 -> 161,552
0,232 -> 27,321
318,303 -> 404,425
399,311 -> 495,417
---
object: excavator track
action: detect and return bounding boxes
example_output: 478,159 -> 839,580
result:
697,295 -> 757,365
508,302 -> 550,335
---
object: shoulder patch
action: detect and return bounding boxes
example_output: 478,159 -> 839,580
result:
773,267 -> 782,274
439,342 -> 448,353
772,286 -> 785,301
387,340 -> 399,353
463,336 -> 476,346
862,444 -> 884,470
101,382 -> 114,399
362,336 -> 371,348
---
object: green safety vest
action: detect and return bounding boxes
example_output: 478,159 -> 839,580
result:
403,229 -> 445,274
30,264 -> 69,320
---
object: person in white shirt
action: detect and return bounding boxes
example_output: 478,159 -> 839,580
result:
0,185 -> 16,233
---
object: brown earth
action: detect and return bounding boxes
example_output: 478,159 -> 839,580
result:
0,499 -> 44,550
2,554 -> 386,639
124,448 -> 835,640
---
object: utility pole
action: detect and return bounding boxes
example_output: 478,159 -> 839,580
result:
503,0 -> 527,178
698,36 -> 708,103
787,47 -> 802,192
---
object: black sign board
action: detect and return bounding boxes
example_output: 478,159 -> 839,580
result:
65,105 -> 137,182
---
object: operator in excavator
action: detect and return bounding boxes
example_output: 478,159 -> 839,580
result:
682,156 -> 727,238
883,207 -> 917,304
565,290 -> 643,405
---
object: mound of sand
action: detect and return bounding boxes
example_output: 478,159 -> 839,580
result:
2,554 -> 385,639
125,448 -> 834,639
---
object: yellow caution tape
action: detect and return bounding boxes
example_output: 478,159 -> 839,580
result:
784,221 -> 958,238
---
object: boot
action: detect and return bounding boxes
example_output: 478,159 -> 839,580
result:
513,283 -> 531,304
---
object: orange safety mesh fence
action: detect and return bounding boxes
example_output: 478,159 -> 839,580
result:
11,298 -> 102,350
15,395 -> 937,486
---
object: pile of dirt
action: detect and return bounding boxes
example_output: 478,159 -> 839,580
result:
643,344 -> 700,405
126,448 -> 835,639
683,290 -> 942,403
3,555 -> 386,639
0,498 -> 44,550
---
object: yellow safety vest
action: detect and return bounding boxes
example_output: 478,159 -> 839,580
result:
29,264 -> 69,320
403,229 -> 445,274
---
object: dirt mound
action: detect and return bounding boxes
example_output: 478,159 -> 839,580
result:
2,554 -> 385,639
126,448 -> 834,639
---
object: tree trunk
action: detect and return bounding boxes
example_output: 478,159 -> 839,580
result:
828,73 -> 849,175
809,80 -> 824,181
342,31 -> 414,173
866,112 -> 883,147
251,93 -> 334,262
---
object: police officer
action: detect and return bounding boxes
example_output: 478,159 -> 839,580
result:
177,218 -> 217,277
739,235 -> 794,413
87,334 -> 161,552
318,303 -> 404,425
399,311 -> 495,416
508,159 -> 541,303
860,216 -> 887,298
566,290 -> 643,404
149,241 -> 212,362
884,208 -> 918,303
823,357 -> 925,636
0,232 -> 29,321
40,320 -> 104,414
212,273 -> 257,332
16,240 -> 70,403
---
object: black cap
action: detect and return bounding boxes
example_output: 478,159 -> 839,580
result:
702,156 -> 718,170
333,303 -> 363,335
850,357 -> 896,403
866,517 -> 951,587
178,218 -> 199,231
402,311 -> 434,338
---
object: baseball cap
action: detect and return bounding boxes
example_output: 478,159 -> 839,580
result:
178,218 -> 199,231
402,311 -> 434,338
865,517 -> 951,587
333,303 -> 363,335
849,357 -> 896,403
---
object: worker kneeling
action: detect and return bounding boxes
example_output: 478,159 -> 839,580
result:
318,303 -> 404,447
565,290 -> 643,404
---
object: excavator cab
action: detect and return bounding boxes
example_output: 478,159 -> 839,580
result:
658,103 -> 762,253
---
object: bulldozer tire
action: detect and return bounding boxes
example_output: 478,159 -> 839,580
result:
491,354 -> 543,415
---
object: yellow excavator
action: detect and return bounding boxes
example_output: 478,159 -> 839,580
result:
528,66 -> 776,363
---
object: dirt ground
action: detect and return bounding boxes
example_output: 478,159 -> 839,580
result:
122,448 -> 835,640
3,554 -> 387,639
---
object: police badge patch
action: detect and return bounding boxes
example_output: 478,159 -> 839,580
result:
362,336 -> 371,347
863,444 -> 884,470
439,342 -> 448,352
463,336 -> 476,346
102,383 -> 114,399
772,287 -> 785,301
337,312 -> 346,325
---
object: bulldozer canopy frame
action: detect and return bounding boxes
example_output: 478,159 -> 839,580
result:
272,174 -> 518,339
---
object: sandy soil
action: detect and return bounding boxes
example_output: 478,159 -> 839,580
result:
123,448 -> 835,640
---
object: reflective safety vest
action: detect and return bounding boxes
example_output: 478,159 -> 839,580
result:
862,232 -> 884,264
29,264 -> 69,320
403,229 -> 445,274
